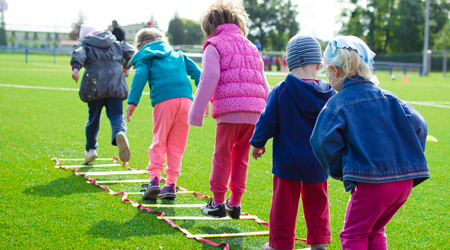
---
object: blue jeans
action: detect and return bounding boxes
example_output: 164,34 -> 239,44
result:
85,98 -> 126,151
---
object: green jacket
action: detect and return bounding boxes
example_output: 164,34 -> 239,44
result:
128,41 -> 201,107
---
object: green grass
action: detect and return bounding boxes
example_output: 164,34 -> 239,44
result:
0,54 -> 449,249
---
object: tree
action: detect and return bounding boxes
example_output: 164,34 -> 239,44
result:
183,18 -> 204,45
0,27 -> 6,46
433,20 -> 450,50
167,13 -> 185,45
244,0 -> 299,51
69,11 -> 85,41
393,0 -> 424,53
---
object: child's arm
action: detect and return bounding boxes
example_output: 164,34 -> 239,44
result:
188,45 -> 221,127
70,43 -> 86,82
249,87 -> 280,159
260,58 -> 270,99
401,101 -> 428,151
310,109 -> 347,180
121,41 -> 136,70
183,54 -> 202,87
126,60 -> 151,122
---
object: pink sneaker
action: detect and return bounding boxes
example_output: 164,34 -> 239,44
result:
84,149 -> 98,165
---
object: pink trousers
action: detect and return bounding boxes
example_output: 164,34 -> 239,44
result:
210,123 -> 255,205
269,176 -> 331,249
340,179 -> 413,250
146,98 -> 192,184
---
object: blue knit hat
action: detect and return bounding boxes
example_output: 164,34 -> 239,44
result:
286,34 -> 322,71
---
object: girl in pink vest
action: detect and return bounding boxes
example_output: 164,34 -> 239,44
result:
189,0 -> 270,219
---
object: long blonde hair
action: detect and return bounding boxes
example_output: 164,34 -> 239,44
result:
135,28 -> 166,50
200,0 -> 249,37
324,48 -> 379,85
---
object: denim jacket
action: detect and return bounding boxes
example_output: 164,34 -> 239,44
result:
310,75 -> 430,191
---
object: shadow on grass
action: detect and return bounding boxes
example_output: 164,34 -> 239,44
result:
197,226 -> 244,249
87,210 -> 177,240
22,174 -> 103,197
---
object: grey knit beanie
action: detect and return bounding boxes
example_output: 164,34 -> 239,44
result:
286,34 -> 322,71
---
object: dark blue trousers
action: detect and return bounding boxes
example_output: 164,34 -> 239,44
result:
85,98 -> 127,151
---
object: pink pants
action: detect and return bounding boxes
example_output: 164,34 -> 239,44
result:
340,179 -> 413,250
210,123 -> 255,205
146,98 -> 192,184
269,176 -> 331,249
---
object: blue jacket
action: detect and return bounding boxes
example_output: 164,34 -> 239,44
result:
128,41 -> 201,107
310,75 -> 430,191
250,74 -> 336,182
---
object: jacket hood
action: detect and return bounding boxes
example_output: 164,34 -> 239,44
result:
130,41 -> 173,66
285,74 -> 336,117
82,31 -> 116,48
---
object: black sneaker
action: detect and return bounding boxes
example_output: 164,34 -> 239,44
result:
224,199 -> 241,219
200,200 -> 226,218
158,183 -> 177,200
142,177 -> 161,200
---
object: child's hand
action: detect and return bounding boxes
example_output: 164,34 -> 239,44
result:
72,68 -> 80,83
204,104 -> 210,118
126,104 -> 136,122
122,68 -> 128,76
252,146 -> 266,160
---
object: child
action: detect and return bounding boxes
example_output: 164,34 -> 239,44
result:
71,25 -> 134,165
189,0 -> 270,219
310,35 -> 430,250
126,28 -> 201,200
250,34 -> 335,250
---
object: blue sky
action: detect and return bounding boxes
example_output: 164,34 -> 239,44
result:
4,0 -> 343,41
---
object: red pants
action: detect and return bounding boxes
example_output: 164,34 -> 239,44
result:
269,176 -> 331,249
210,123 -> 255,205
340,179 -> 413,250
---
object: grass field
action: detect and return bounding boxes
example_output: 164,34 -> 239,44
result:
0,54 -> 449,249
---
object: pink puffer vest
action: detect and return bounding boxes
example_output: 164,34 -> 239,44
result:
203,23 -> 266,118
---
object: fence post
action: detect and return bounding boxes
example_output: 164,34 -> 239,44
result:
25,48 -> 28,64
443,51 -> 447,77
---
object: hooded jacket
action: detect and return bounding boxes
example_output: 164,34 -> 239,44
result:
127,41 -> 201,107
71,31 -> 135,102
250,74 -> 336,182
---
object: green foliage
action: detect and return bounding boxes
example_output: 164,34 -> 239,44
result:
182,19 -> 204,45
8,35 -> 16,46
0,27 -> 6,46
433,20 -> 450,50
244,0 -> 299,51
167,13 -> 185,45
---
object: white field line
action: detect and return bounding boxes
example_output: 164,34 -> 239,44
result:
0,68 -> 68,72
0,84 -> 150,95
407,101 -> 450,109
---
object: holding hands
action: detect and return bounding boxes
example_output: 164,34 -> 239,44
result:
126,104 -> 136,122
252,146 -> 266,160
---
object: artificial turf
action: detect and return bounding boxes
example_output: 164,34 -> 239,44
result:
0,54 -> 448,249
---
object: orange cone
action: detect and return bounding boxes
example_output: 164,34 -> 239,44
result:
402,75 -> 407,83
283,68 -> 287,73
69,65 -> 72,69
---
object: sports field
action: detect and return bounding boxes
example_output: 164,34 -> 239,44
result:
0,54 -> 449,249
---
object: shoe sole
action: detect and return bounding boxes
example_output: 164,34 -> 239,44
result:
158,193 -> 177,200
116,133 -> 130,162
142,187 -> 161,200
84,157 -> 97,165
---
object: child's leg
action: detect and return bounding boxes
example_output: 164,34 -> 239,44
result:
268,176 -> 302,250
164,98 -> 192,184
85,99 -> 105,150
228,124 -> 255,206
302,181 -> 331,246
146,100 -> 177,180
104,98 -> 127,145
340,179 -> 413,250
210,123 -> 239,204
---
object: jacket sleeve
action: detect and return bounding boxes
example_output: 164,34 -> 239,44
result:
310,109 -> 347,180
183,54 -> 202,87
70,43 -> 86,70
127,61 -> 150,105
401,100 -> 428,151
249,87 -> 279,148
121,42 -> 136,69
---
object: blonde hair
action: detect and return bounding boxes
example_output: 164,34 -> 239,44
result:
200,0 -> 249,37
135,28 -> 166,50
324,48 -> 379,85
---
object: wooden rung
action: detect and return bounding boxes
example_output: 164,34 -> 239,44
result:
157,216 -> 258,220
132,203 -> 203,208
87,179 -> 149,184
56,158 -> 116,161
187,231 -> 269,238
54,164 -> 120,168
77,170 -> 147,176
109,191 -> 194,195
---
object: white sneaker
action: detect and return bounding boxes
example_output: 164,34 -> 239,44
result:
115,132 -> 130,162
84,149 -> 98,165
